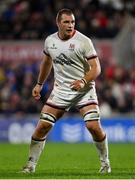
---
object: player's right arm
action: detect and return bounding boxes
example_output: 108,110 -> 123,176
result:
32,54 -> 52,100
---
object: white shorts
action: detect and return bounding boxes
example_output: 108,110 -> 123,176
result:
46,86 -> 98,111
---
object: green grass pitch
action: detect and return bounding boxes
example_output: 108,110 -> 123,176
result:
0,143 -> 135,179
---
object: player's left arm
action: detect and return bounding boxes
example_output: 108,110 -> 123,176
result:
83,57 -> 101,83
70,57 -> 101,91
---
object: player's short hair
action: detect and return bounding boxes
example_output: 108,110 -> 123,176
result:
56,8 -> 74,22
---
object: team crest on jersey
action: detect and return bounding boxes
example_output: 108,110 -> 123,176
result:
69,43 -> 75,51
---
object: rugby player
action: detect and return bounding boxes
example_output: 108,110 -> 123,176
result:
22,8 -> 111,174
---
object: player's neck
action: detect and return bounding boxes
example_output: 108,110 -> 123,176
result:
58,30 -> 76,40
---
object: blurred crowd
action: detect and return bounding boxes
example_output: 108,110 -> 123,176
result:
0,0 -> 135,40
0,60 -> 135,117
0,0 -> 135,117
97,62 -> 135,117
0,60 -> 54,115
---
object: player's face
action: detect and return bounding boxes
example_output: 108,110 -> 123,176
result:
57,14 -> 75,40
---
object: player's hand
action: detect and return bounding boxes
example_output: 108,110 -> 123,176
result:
70,79 -> 86,91
32,84 -> 43,100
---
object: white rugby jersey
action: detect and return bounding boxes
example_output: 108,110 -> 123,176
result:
44,30 -> 98,94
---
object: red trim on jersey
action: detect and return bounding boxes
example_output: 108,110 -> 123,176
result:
57,30 -> 76,41
46,102 -> 66,110
86,55 -> 97,60
71,30 -> 76,37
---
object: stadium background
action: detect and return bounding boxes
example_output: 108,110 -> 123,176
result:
0,0 -> 135,179
0,0 -> 135,143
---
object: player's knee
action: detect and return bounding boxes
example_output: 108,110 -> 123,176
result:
85,121 -> 96,132
32,114 -> 54,139
39,121 -> 52,133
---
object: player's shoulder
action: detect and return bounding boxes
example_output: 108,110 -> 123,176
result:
45,32 -> 58,42
75,30 -> 91,41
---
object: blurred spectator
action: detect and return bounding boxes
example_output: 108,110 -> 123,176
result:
0,61 -> 53,115
0,0 -> 135,40
0,0 -> 135,116
0,60 -> 135,115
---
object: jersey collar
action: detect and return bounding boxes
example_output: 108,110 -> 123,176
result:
57,30 -> 76,41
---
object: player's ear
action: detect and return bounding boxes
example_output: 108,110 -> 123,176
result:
56,20 -> 58,26
56,18 -> 59,27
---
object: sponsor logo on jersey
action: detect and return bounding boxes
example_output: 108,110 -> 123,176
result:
54,53 -> 75,65
49,43 -> 57,49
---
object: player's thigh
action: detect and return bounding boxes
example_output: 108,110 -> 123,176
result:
41,104 -> 65,120
79,104 -> 99,117
33,105 -> 65,139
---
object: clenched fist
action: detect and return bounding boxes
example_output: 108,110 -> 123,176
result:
70,78 -> 87,91
32,84 -> 43,100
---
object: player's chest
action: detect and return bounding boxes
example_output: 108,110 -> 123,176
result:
47,40 -> 82,59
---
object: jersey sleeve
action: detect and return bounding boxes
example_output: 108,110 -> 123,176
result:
43,37 -> 50,56
84,38 -> 97,60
